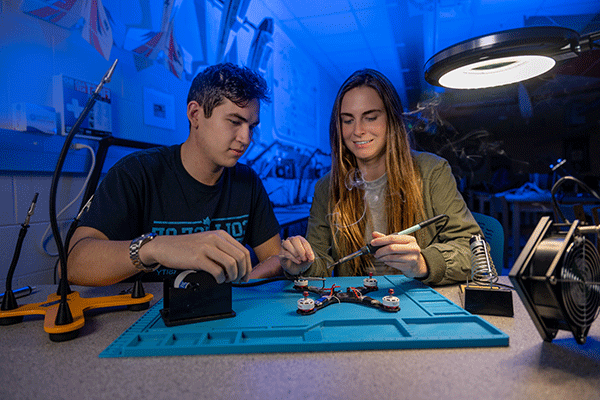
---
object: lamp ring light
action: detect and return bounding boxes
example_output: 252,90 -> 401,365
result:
424,26 -> 598,89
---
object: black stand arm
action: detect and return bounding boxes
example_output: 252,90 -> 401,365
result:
49,60 -> 118,326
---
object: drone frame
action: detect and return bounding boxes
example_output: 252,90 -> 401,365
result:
293,276 -> 400,315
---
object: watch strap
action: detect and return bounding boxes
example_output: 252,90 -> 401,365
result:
129,233 -> 159,273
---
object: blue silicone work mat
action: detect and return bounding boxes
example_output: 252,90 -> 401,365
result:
100,275 -> 508,357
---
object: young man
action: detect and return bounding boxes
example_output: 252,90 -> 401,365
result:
68,63 -> 282,286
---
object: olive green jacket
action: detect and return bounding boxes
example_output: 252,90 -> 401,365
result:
303,151 -> 482,285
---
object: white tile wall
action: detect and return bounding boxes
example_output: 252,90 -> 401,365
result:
1,174 -> 87,289
0,175 -> 15,225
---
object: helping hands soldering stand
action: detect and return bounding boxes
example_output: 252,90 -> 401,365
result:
0,194 -> 39,325
0,60 -> 153,342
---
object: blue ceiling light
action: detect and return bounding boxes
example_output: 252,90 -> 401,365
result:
424,26 -> 600,89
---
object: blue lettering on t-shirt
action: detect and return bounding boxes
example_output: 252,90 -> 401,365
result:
151,214 -> 249,242
156,268 -> 177,276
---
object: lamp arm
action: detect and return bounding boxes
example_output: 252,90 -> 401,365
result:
576,30 -> 600,52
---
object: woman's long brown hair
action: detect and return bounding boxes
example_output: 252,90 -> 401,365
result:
328,69 -> 424,275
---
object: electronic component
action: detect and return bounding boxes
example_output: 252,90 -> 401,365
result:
363,273 -> 378,288
382,289 -> 400,311
293,275 -> 400,315
297,291 -> 315,314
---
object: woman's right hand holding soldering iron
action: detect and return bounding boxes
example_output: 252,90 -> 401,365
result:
369,231 -> 429,279
279,236 -> 314,276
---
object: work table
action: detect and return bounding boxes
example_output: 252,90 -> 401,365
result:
1,278 -> 598,400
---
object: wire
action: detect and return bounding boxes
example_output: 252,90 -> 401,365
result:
231,275 -> 327,287
327,284 -> 340,296
41,143 -> 96,256
494,282 -> 514,290
425,214 -> 449,246
54,195 -> 95,283
349,287 -> 362,299
551,176 -> 600,223
231,276 -> 288,287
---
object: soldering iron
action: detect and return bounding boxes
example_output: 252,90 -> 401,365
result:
327,214 -> 448,271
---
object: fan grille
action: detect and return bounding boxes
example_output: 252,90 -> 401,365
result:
560,237 -> 600,329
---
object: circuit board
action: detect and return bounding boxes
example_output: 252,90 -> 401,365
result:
100,275 -> 508,357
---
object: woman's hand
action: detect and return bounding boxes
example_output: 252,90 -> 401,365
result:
369,232 -> 428,279
279,235 -> 315,276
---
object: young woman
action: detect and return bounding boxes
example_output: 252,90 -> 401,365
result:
279,69 -> 481,285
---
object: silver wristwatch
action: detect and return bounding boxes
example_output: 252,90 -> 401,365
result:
129,232 -> 159,272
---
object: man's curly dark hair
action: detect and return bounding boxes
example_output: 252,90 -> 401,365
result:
187,63 -> 271,119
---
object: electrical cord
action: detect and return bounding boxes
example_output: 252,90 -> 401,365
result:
231,276 -> 288,287
551,176 -> 600,223
53,195 -> 94,284
426,214 -> 449,246
231,275 -> 326,287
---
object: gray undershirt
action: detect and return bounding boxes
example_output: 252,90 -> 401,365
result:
363,173 -> 401,275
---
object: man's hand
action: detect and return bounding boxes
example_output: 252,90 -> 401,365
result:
141,230 -> 253,283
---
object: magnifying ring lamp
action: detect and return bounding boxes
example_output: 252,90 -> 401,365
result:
424,26 -> 599,89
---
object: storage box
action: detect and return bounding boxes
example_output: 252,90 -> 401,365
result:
11,103 -> 57,134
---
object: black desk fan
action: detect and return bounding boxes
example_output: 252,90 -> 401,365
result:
509,177 -> 600,344
0,60 -> 153,341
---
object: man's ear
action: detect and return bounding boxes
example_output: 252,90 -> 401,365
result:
187,101 -> 202,128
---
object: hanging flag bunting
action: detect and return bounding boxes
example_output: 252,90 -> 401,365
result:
247,17 -> 274,76
123,0 -> 190,79
22,0 -> 113,60
81,0 -> 113,60
216,0 -> 251,63
22,0 -> 82,29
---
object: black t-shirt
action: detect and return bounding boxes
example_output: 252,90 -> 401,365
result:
78,144 -> 280,280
